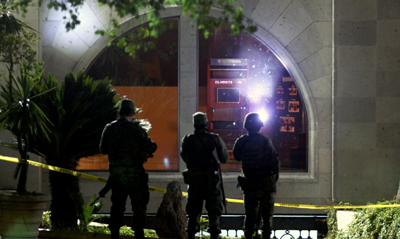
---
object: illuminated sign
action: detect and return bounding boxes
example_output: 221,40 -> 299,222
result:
210,58 -> 248,66
219,59 -> 241,64
214,80 -> 242,84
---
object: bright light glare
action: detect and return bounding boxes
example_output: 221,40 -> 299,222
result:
257,109 -> 269,122
247,87 -> 273,103
163,157 -> 170,168
248,87 -> 264,103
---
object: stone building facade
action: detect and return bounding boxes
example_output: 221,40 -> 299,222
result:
1,0 -> 400,215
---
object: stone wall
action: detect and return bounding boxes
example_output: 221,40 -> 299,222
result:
1,0 -> 399,216
334,0 -> 400,204
67,0 -> 333,214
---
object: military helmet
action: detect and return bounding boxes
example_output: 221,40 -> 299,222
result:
243,112 -> 263,129
119,99 -> 136,115
192,112 -> 208,126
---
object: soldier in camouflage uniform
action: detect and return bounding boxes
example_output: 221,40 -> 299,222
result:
233,113 -> 280,239
180,112 -> 229,239
100,99 -> 157,239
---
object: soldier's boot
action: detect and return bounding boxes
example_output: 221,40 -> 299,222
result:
262,230 -> 272,239
245,231 -> 254,239
135,229 -> 145,239
187,231 -> 195,239
110,229 -> 119,239
210,232 -> 219,239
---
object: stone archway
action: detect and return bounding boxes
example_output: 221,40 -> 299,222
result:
42,2 -> 331,182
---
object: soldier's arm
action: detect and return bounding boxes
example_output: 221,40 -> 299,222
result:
180,136 -> 188,162
266,137 -> 280,172
145,137 -> 157,157
232,137 -> 243,162
217,136 -> 229,164
99,125 -> 109,155
140,127 -> 157,157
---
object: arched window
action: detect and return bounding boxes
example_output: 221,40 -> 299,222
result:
199,25 -> 308,172
79,18 -> 179,171
78,19 -> 308,173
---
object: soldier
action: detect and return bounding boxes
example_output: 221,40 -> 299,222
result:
233,113 -> 280,239
99,99 -> 157,239
180,112 -> 229,239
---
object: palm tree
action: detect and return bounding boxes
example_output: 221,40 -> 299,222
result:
0,64 -> 54,195
28,72 -> 119,229
0,0 -> 41,195
1,0 -> 118,227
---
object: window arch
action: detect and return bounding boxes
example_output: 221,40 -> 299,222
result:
74,14 -> 318,177
199,24 -> 308,172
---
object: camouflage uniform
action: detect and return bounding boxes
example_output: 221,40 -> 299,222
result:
100,118 -> 157,239
233,114 -> 280,239
180,113 -> 229,239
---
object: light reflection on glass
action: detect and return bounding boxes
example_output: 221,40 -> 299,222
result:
163,157 -> 170,169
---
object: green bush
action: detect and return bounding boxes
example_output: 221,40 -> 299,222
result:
41,209 -> 159,238
87,225 -> 158,237
326,200 -> 400,239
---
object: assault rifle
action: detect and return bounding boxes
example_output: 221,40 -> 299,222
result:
91,177 -> 112,206
213,149 -> 227,214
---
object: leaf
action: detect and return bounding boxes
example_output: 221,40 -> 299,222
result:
78,194 -> 105,230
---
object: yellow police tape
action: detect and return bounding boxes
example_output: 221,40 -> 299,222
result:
2,155 -> 400,210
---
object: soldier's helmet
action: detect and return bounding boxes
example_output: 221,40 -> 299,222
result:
244,112 -> 264,130
119,99 -> 136,115
192,112 -> 208,126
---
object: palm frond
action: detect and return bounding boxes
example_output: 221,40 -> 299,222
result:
28,71 -> 119,165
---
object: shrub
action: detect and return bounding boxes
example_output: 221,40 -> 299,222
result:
325,200 -> 400,239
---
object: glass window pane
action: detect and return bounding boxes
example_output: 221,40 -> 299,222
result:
199,25 -> 308,172
79,18 -> 179,171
